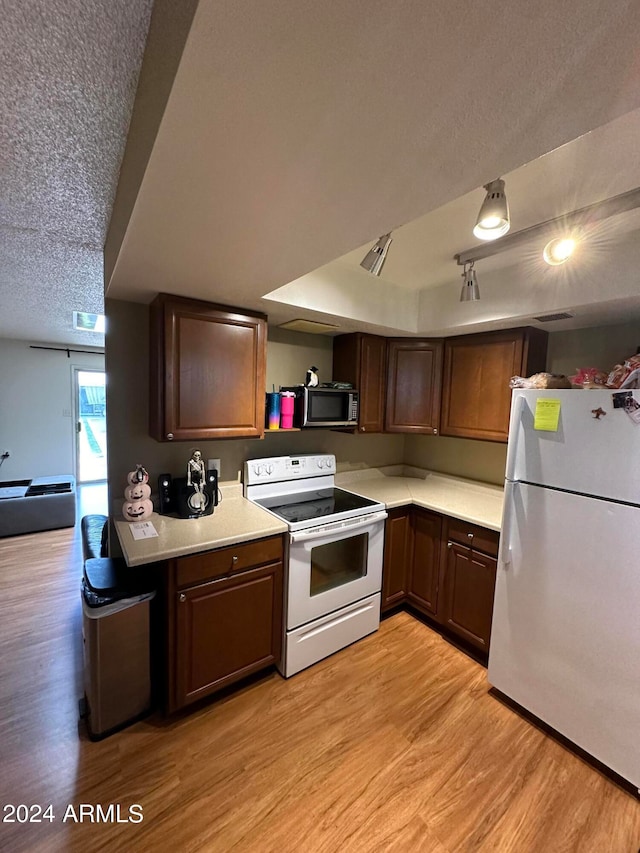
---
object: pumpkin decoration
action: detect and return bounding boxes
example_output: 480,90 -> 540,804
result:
123,464 -> 153,521
123,499 -> 154,521
124,482 -> 151,502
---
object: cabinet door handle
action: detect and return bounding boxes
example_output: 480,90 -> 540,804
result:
232,555 -> 238,564
467,532 -> 474,540
433,428 -> 438,434
179,593 -> 186,603
167,433 -> 174,441
447,541 -> 453,549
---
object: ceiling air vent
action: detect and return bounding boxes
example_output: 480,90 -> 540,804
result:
278,319 -> 341,334
533,312 -> 574,323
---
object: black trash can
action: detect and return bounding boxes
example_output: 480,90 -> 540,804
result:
81,557 -> 155,740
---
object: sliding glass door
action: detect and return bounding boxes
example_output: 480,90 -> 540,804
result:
74,369 -> 107,482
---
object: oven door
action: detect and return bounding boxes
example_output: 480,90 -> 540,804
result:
287,510 -> 387,629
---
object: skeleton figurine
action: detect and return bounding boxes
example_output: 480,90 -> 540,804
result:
187,449 -> 207,512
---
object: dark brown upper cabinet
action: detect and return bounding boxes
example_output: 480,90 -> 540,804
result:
385,339 -> 443,434
149,293 -> 267,441
440,327 -> 548,443
332,333 -> 387,433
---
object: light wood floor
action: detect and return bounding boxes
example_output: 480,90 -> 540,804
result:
0,522 -> 638,853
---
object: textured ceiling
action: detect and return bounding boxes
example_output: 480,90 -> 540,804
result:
4,1 -> 640,346
332,109 -> 640,293
0,0 -> 152,345
263,106 -> 640,338
106,0 -> 640,338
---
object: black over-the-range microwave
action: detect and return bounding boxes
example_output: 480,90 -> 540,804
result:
280,387 -> 359,428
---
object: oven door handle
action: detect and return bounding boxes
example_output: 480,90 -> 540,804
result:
290,509 -> 388,543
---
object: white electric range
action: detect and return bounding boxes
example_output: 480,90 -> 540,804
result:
244,454 -> 387,676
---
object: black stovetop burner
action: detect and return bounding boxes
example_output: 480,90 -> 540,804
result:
254,487 -> 378,524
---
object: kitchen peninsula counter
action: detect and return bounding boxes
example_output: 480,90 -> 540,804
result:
114,483 -> 288,567
114,470 -> 502,568
336,467 -> 504,531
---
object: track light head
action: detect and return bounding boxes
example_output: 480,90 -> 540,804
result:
460,262 -> 480,302
360,233 -> 392,276
473,179 -> 510,242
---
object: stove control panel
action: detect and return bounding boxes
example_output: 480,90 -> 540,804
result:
245,454 -> 336,485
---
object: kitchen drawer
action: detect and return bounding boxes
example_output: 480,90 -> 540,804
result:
446,518 -> 499,557
175,535 -> 283,588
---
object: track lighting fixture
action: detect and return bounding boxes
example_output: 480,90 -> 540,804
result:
457,186 -> 640,268
454,185 -> 640,304
360,233 -> 392,276
473,179 -> 510,242
460,261 -> 480,302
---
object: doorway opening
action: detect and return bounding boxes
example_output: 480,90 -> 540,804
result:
75,369 -> 107,482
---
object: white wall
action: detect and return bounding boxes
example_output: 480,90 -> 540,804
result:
547,321 -> 640,377
0,338 -> 104,481
405,434 -> 508,486
266,326 -> 333,390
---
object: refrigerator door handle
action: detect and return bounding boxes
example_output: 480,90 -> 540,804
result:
504,393 -> 526,482
498,480 -> 517,567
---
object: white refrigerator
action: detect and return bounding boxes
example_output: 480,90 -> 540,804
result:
488,388 -> 640,790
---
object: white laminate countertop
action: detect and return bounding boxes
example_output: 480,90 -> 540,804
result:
336,467 -> 504,532
114,484 -> 288,567
114,469 -> 503,567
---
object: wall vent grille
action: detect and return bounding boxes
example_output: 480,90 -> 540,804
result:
278,319 -> 341,334
533,312 -> 574,323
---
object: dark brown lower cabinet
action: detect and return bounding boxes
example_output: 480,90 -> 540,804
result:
441,540 -> 497,653
381,507 -> 442,615
381,507 -> 412,609
407,508 -> 442,617
381,508 -> 498,655
167,536 -> 283,712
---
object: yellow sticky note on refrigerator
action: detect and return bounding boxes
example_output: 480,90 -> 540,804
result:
534,398 -> 561,431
